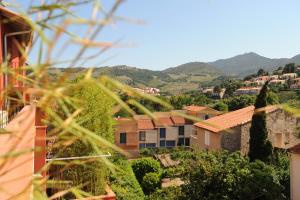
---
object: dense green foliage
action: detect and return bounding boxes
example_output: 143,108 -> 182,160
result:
142,172 -> 162,194
249,82 -> 273,162
52,79 -> 116,196
180,151 -> 289,200
213,102 -> 228,112
146,187 -> 182,200
283,63 -> 296,74
221,79 -> 243,96
168,93 -> 212,110
70,78 -> 115,142
267,91 -> 280,105
110,157 -> 145,200
131,158 -> 162,184
224,95 -> 256,111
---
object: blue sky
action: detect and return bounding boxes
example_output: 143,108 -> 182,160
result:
12,0 -> 300,70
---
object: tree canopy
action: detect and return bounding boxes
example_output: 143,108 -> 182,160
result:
248,82 -> 273,162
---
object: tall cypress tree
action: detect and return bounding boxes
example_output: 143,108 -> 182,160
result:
248,81 -> 273,162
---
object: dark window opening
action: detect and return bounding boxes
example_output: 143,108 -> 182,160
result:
179,126 -> 185,136
160,140 -> 166,147
160,128 -> 166,138
166,140 -> 176,147
139,131 -> 146,141
178,138 -> 185,146
120,132 -> 126,144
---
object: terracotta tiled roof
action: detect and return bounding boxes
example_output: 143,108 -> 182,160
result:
194,105 -> 279,133
137,119 -> 155,130
171,116 -> 186,125
289,143 -> 300,154
184,105 -> 208,112
154,117 -> 174,127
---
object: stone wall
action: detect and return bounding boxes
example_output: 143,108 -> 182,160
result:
221,126 -> 242,152
240,109 -> 300,155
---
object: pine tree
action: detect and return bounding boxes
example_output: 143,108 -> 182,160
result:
248,81 -> 273,162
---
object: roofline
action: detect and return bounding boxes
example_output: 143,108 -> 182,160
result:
0,6 -> 31,27
194,105 -> 280,133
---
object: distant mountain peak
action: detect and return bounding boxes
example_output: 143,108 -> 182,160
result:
209,52 -> 300,76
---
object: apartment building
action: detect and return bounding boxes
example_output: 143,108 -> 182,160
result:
115,106 -> 220,152
191,105 -> 300,155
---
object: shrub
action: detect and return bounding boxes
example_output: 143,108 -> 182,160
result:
146,187 -> 182,200
225,95 -> 256,111
141,172 -> 161,195
110,157 -> 144,200
131,158 -> 161,184
181,151 -> 287,200
213,102 -> 228,112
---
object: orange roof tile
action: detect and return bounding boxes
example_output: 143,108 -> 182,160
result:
184,105 -> 209,112
194,105 -> 279,133
154,117 -> 174,127
137,119 -> 155,130
171,116 -> 186,125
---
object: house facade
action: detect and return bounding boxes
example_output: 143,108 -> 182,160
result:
0,6 -> 48,199
191,105 -> 300,155
115,106 -> 220,153
289,143 -> 300,200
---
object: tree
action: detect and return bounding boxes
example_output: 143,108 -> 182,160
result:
283,63 -> 296,73
243,73 -> 257,81
142,172 -> 161,195
110,156 -> 145,200
57,78 -> 116,196
181,151 -> 286,200
131,158 -> 161,184
248,81 -> 273,162
213,85 -> 222,93
226,95 -> 256,111
266,91 -> 279,105
213,102 -> 228,112
257,68 -> 268,76
221,79 -> 243,96
70,77 -> 115,142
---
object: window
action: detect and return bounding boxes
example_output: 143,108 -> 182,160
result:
166,140 -> 176,147
146,143 -> 156,148
139,131 -> 146,141
178,126 -> 185,136
185,138 -> 190,146
139,143 -> 145,149
160,140 -> 166,147
177,138 -> 185,146
160,128 -> 166,138
204,115 -> 209,120
120,132 -> 126,144
205,131 -> 210,146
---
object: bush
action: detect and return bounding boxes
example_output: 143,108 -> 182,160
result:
213,102 -> 228,112
225,95 -> 255,111
180,151 -> 288,200
146,187 -> 182,200
142,172 -> 161,194
131,158 -> 161,184
110,157 -> 144,200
